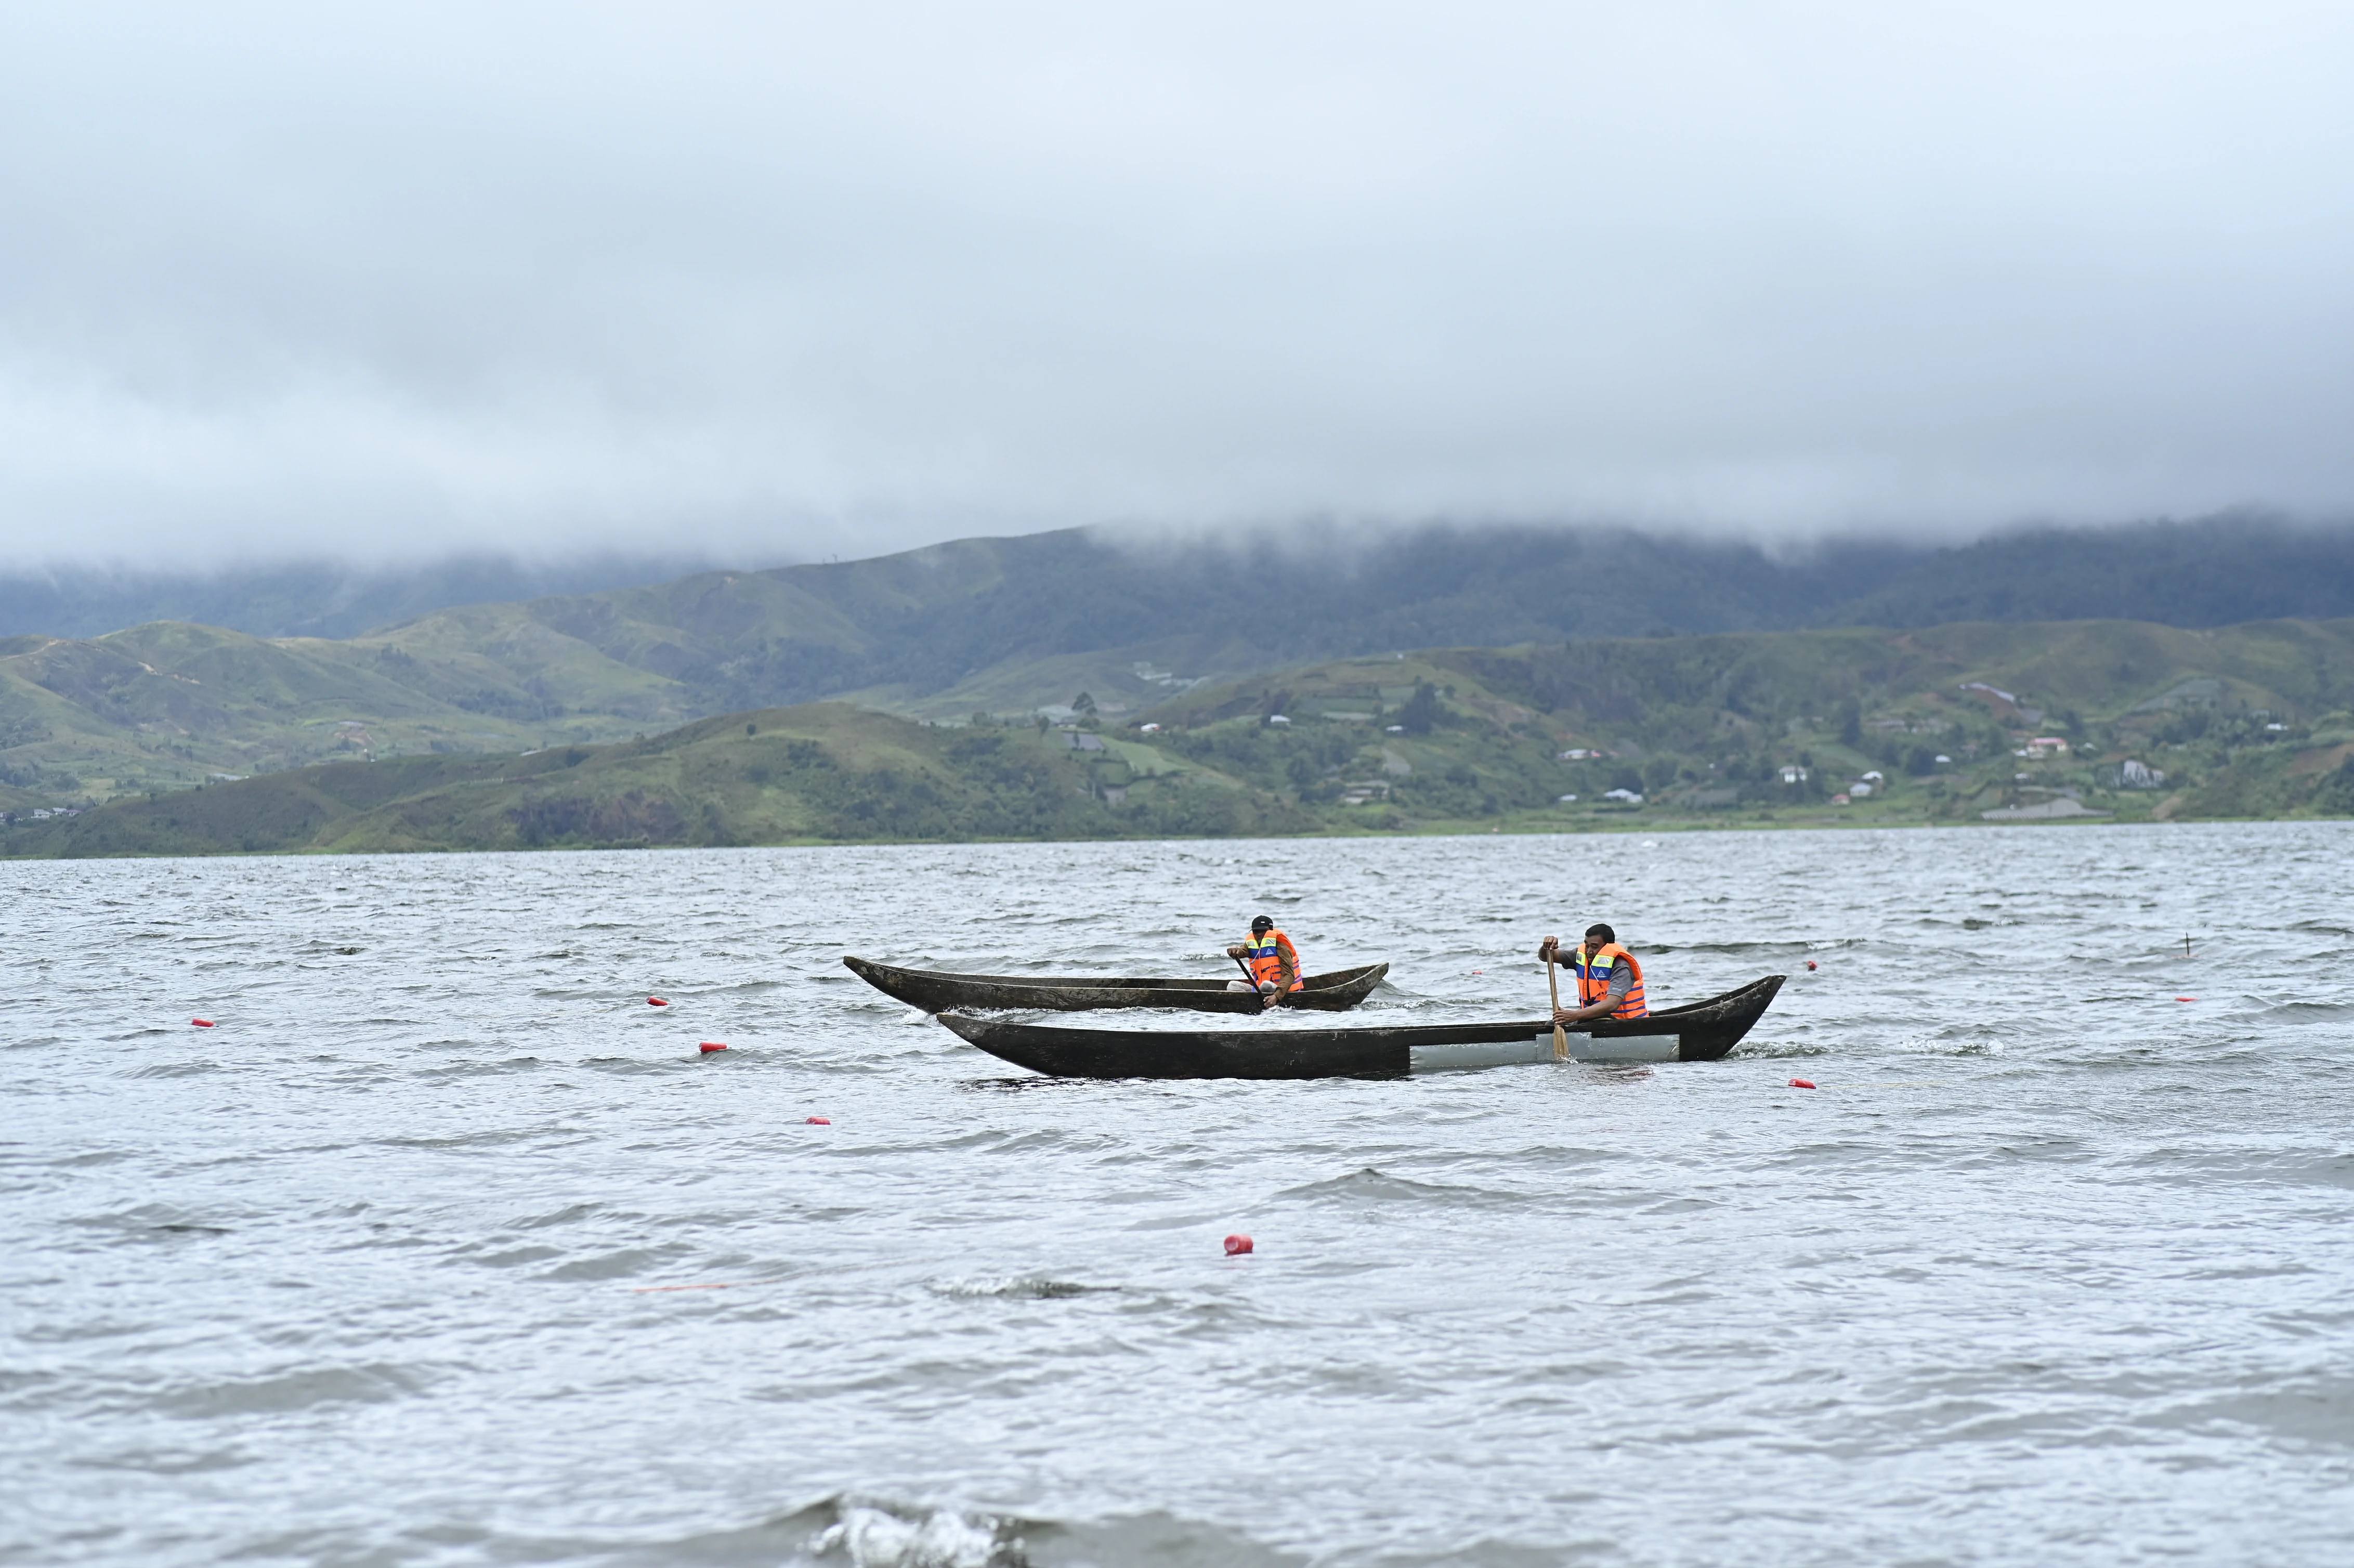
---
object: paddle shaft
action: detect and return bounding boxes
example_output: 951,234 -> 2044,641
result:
1547,956 -> 1568,1060
1233,951 -> 1277,1008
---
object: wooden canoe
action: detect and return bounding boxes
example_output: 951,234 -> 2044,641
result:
933,975 -> 1785,1079
843,955 -> 1390,1014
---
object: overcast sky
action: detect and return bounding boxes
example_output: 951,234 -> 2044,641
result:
2,2 -> 2349,568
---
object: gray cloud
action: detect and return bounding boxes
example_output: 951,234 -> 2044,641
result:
3,1 -> 2350,566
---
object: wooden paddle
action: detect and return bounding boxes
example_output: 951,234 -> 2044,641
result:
1233,951 -> 1277,1009
1547,951 -> 1568,1061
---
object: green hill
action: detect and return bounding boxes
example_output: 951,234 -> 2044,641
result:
14,619 -> 2353,856
313,516 -> 2354,728
1129,618 -> 2354,830
0,553 -> 726,642
11,516 -> 2354,817
0,622 -> 661,808
0,703 -> 1308,857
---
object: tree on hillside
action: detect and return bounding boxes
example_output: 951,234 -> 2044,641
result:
1398,682 -> 1443,734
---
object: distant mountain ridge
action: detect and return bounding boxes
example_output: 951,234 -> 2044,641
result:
307,514 -> 2351,724
14,615 -> 2353,856
1825,517 -> 2354,629
0,553 -> 751,642
10,512 -> 2351,662
7,513 -> 2354,808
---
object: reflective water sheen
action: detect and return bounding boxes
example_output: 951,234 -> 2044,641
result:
5,825 -> 2352,1567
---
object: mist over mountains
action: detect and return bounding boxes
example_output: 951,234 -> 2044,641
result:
0,553 -> 753,642
6,513 -> 2352,663
7,511 -> 2354,819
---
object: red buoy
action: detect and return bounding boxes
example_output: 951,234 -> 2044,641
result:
190,1018 -> 214,1028
699,1042 -> 727,1054
647,997 -> 669,1007
2176,996 -> 2196,1002
1224,1233 -> 1253,1256
805,1116 -> 831,1125
1789,1078 -> 1816,1090
1806,960 -> 1818,971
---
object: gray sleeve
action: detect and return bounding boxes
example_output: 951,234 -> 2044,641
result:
1604,962 -> 1633,1002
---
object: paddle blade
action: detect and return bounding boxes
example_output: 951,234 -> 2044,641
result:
1552,1024 -> 1568,1062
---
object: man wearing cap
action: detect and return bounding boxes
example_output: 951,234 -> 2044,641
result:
1225,915 -> 1303,1008
1537,923 -> 1650,1024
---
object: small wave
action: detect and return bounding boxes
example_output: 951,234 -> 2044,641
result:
817,1501 -> 1015,1568
67,1445 -> 251,1474
151,1363 -> 430,1419
749,1494 -> 1296,1568
414,1057 -> 545,1079
1274,1166 -> 1523,1209
2270,998 -> 2354,1023
1647,938 -> 1861,955
580,1055 -> 681,1075
541,1244 -> 691,1282
68,1203 -> 233,1239
1730,1039 -> 1832,1058
927,1276 -> 1102,1300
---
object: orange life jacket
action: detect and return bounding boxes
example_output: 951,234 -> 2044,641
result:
1572,942 -> 1647,1019
1244,929 -> 1304,991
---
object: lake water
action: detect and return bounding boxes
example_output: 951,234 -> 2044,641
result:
4,825 -> 2351,1566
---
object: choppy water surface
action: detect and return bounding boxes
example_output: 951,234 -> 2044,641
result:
5,825 -> 2352,1566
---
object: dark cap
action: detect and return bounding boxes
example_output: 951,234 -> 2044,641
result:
1250,915 -> 1275,935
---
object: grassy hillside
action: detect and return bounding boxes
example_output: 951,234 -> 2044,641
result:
15,619 -> 2353,857
0,623 -> 658,806
0,703 -> 1310,857
1121,619 -> 2354,830
312,525 -> 1930,728
330,515 -> 2354,728
12,517 -> 2354,817
0,526 -> 1917,805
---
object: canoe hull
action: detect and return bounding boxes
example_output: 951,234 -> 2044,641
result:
844,955 -> 1389,1013
934,975 -> 1785,1079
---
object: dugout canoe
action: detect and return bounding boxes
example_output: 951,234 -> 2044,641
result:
843,955 -> 1390,1014
933,975 -> 1785,1079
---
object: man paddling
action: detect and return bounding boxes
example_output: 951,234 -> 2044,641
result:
1226,915 -> 1303,1008
1537,924 -> 1649,1025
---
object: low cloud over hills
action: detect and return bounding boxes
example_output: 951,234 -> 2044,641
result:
4,514 -> 2353,812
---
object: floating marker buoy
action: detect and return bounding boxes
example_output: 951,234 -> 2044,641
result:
2176,996 -> 2196,1002
699,1042 -> 727,1054
1789,1078 -> 1816,1089
190,1018 -> 214,1028
805,1116 -> 830,1125
1806,960 -> 1817,971
647,997 -> 668,1007
1224,1234 -> 1253,1256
